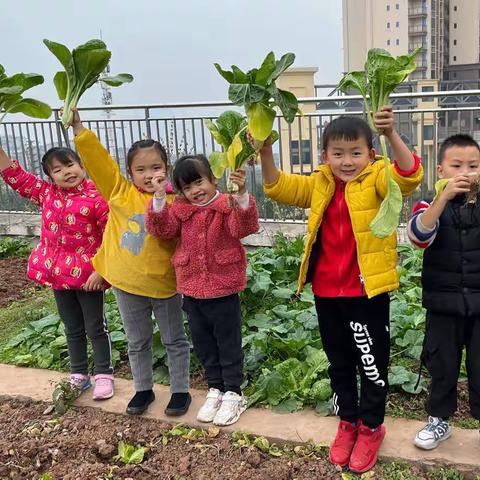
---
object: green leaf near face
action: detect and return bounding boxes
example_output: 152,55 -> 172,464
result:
208,151 -> 228,178
272,87 -> 298,123
204,119 -> 228,147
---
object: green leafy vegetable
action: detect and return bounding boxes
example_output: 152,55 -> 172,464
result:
214,52 -> 299,143
44,39 -> 133,127
338,48 -> 420,238
205,110 -> 279,191
114,441 -> 146,465
0,64 -> 51,123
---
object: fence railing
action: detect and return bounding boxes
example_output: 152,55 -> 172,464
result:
1,90 -> 480,223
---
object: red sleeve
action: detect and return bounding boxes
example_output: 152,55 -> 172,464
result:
394,153 -> 421,177
0,160 -> 49,206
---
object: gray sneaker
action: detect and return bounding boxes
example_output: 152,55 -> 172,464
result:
414,416 -> 452,450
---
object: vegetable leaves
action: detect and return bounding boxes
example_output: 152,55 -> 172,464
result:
214,51 -> 299,142
44,39 -> 133,127
338,48 -> 420,238
0,64 -> 51,123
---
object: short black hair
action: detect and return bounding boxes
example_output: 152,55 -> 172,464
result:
438,134 -> 480,164
322,116 -> 373,150
41,147 -> 82,177
127,139 -> 168,173
172,154 -> 214,191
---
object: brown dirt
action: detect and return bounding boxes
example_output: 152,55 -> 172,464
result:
0,257 -> 31,308
387,380 -> 479,427
0,396 -> 440,480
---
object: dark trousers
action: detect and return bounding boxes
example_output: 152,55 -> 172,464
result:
423,310 -> 480,419
183,294 -> 243,393
53,290 -> 113,375
315,294 -> 390,429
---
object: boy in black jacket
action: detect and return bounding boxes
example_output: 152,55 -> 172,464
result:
408,134 -> 480,449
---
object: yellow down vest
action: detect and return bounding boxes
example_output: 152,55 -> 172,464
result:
264,160 -> 423,298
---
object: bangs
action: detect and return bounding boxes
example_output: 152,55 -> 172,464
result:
172,155 -> 213,191
322,116 -> 373,150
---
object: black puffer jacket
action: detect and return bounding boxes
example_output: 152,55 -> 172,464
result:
422,195 -> 480,316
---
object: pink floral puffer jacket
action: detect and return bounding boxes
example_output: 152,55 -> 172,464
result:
1,162 -> 108,290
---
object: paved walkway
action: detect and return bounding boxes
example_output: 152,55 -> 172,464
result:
1,363 -> 478,473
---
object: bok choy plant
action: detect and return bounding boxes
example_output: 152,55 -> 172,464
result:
44,39 -> 133,128
338,48 -> 420,238
0,64 -> 51,123
208,51 -> 299,191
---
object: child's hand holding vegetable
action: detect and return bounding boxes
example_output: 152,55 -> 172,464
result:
441,175 -> 472,201
61,107 -> 85,135
229,169 -> 247,195
373,106 -> 394,138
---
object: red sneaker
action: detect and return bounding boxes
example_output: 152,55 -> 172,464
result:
349,423 -> 386,473
329,420 -> 358,466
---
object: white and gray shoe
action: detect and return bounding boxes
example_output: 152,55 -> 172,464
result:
213,391 -> 247,426
414,416 -> 452,450
197,388 -> 223,423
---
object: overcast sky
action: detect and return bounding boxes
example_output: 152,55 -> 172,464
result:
1,0 -> 343,110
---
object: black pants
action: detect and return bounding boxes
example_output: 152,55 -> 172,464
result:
53,290 -> 113,375
423,310 -> 480,419
315,294 -> 390,429
183,294 -> 243,393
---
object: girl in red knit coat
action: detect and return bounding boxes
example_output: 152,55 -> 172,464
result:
145,155 -> 259,426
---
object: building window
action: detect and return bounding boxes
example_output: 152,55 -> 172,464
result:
454,23 -> 457,29
423,125 -> 434,141
453,55 -> 457,61
396,3 -> 399,9
422,85 -> 434,102
387,22 -> 390,28
387,4 -> 390,11
453,39 -> 457,45
454,5 -> 457,11
291,140 -> 311,166
396,38 -> 400,45
396,21 -> 400,27
387,39 -> 391,46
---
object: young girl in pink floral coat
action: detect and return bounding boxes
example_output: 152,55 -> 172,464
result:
0,145 -> 114,399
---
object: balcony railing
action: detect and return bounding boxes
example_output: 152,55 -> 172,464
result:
1,90 -> 480,222
408,7 -> 428,16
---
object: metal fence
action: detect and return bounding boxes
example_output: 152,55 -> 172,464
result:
1,90 -> 480,223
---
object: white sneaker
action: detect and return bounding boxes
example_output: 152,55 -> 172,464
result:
213,391 -> 247,426
197,388 -> 223,423
414,416 -> 452,450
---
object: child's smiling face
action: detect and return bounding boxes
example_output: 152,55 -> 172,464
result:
322,136 -> 375,182
180,175 -> 217,205
129,147 -> 168,193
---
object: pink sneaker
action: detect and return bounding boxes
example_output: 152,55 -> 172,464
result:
69,373 -> 91,392
93,374 -> 114,400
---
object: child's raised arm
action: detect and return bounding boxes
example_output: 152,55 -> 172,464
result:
259,137 -> 316,209
0,146 -> 48,206
70,109 -> 129,201
374,106 -> 415,171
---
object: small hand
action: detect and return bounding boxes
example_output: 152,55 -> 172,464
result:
84,271 -> 104,291
441,175 -> 471,201
374,106 -> 394,137
151,172 -> 167,197
60,107 -> 85,135
230,169 -> 247,195
258,135 -> 273,156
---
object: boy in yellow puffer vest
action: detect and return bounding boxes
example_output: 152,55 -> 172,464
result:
259,108 -> 423,474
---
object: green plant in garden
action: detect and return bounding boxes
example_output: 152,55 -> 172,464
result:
0,237 -> 31,258
44,39 -> 133,127
0,64 -> 51,123
114,440 -> 146,465
52,379 -> 82,415
338,48 -> 420,238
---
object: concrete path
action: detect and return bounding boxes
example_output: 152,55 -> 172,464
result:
1,363 -> 478,473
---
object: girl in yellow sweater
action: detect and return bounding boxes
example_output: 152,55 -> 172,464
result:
69,110 -> 190,416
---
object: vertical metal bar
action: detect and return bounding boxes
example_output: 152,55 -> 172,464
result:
155,120 -> 161,142
2,124 -> 10,157
200,117 -> 207,154
308,115 -> 314,169
298,115 -> 304,177
182,119 -> 187,155
10,124 -> 19,164
191,119 -> 197,153
173,120 -> 179,158
145,108 -> 151,138
457,110 -> 461,133
277,116 -> 284,172
121,120 -> 128,172
113,121 -> 120,161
